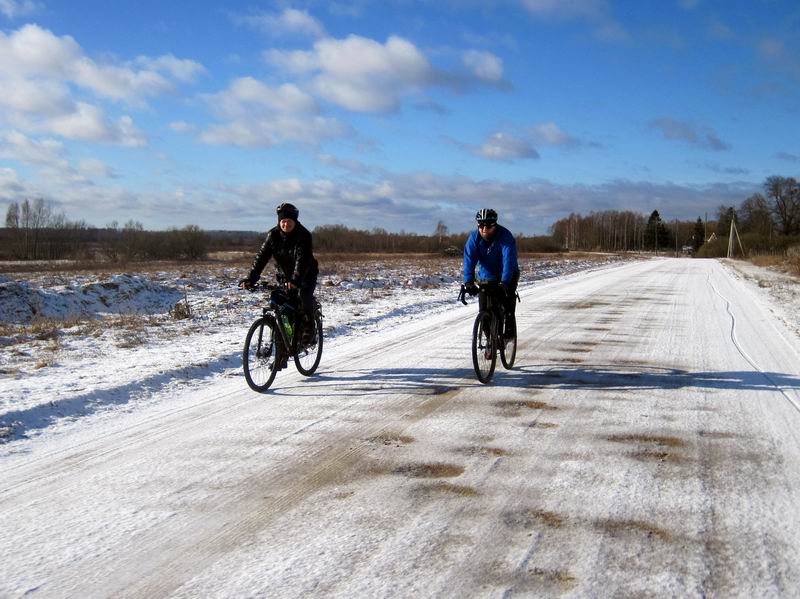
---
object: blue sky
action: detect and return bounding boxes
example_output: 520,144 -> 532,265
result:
0,0 -> 798,235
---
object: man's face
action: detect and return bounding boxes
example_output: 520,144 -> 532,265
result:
280,218 -> 296,234
478,223 -> 496,241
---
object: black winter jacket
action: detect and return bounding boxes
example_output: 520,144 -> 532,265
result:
247,222 -> 319,288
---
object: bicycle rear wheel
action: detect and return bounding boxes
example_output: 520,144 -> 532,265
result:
294,313 -> 323,376
243,317 -> 279,392
500,328 -> 517,369
472,312 -> 496,383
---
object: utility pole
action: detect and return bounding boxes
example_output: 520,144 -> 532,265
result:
675,218 -> 678,257
727,219 -> 745,258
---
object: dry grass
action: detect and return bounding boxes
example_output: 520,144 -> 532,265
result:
789,255 -> 800,276
34,338 -> 60,369
748,252 -> 800,278
748,255 -> 784,268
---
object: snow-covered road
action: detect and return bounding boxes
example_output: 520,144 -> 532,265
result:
2,258 -> 800,597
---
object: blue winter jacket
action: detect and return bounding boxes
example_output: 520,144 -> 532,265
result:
463,224 -> 519,284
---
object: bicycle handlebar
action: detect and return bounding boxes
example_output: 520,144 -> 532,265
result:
242,281 -> 288,293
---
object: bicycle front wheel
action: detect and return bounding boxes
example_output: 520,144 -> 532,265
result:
243,317 -> 279,392
472,312 -> 496,384
500,327 -> 517,369
294,314 -> 323,376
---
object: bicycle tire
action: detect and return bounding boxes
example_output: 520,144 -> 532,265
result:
294,314 -> 323,376
243,317 -> 279,392
472,312 -> 496,383
500,328 -> 517,369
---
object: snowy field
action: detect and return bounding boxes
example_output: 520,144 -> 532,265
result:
2,254 -> 800,597
0,254 -> 631,449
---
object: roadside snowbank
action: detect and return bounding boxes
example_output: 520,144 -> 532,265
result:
0,274 -> 183,324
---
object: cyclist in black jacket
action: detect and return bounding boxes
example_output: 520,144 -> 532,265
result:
239,203 -> 319,336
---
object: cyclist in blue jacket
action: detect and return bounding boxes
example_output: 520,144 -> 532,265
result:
463,208 -> 520,339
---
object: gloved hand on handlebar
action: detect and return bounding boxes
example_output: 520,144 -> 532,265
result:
498,282 -> 508,298
465,281 -> 479,296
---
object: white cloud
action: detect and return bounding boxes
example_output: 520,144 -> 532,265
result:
0,166 -> 25,197
521,0 -> 630,42
78,158 -> 115,178
451,122 -> 583,162
210,77 -> 318,117
0,76 -> 74,116
0,24 -> 204,101
0,24 -> 203,145
648,117 -> 731,151
0,130 -> 68,169
48,103 -> 147,146
531,122 -> 577,146
0,130 -> 108,185
169,121 -> 194,132
201,77 -> 345,146
133,54 -> 206,83
0,0 -> 40,20
475,132 -> 540,161
268,35 -> 433,112
238,8 -> 325,39
70,59 -> 173,102
462,50 -> 503,83
212,172 -> 756,235
201,115 -> 345,147
521,0 -> 605,20
0,23 -> 82,76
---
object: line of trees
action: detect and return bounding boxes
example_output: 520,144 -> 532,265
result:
4,198 -> 90,261
1,202 -> 564,262
549,175 -> 800,256
549,209 -> 695,253
313,223 -> 562,254
3,199 -> 213,262
700,175 -> 800,257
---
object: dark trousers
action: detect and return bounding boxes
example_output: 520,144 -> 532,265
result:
296,270 -> 318,319
478,270 -> 519,324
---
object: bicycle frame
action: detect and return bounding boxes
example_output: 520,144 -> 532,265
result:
459,282 -> 506,338
460,281 -> 519,383
249,283 -> 299,358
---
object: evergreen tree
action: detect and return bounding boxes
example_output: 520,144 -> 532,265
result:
693,217 -> 704,252
644,210 -> 671,252
716,205 -> 736,236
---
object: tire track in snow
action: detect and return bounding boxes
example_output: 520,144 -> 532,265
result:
708,269 -> 800,416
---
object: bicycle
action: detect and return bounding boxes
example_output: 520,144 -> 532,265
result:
458,282 -> 517,384
242,283 -> 324,392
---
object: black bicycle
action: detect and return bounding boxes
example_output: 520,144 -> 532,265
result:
243,284 -> 323,392
459,282 -> 517,383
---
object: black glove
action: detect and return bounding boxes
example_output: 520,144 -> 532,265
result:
498,283 -> 508,298
465,281 -> 479,296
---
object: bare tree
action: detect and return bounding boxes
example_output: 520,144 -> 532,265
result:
764,176 -> 800,235
5,202 -> 19,228
739,193 -> 774,236
434,220 -> 448,246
